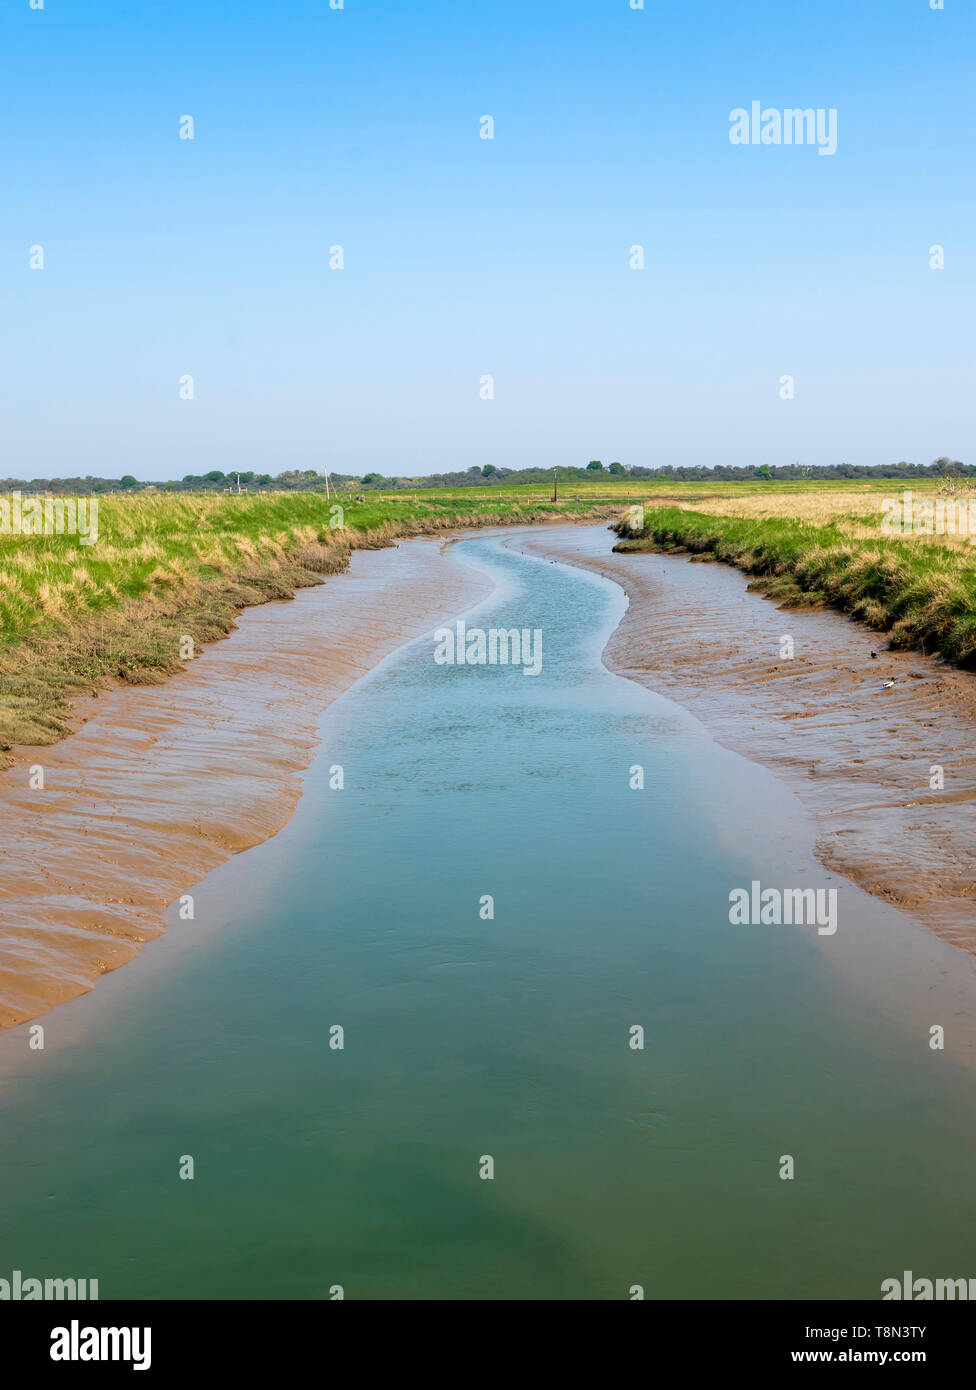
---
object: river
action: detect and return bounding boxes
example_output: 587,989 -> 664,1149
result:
1,531 -> 973,1299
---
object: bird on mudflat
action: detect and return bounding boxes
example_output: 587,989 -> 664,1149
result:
881,679 -> 895,689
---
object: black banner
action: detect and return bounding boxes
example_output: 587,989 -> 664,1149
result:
2,1300 -> 971,1375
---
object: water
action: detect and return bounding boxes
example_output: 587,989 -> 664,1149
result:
1,533 -> 974,1300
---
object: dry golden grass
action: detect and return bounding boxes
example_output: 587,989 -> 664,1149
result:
646,484 -> 976,551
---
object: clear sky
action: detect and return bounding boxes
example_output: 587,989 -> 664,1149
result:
2,0 -> 973,479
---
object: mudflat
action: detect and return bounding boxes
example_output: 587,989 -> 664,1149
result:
0,537 -> 490,1029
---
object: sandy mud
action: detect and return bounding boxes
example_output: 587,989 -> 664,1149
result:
0,538 -> 489,1028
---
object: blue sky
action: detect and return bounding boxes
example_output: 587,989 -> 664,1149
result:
2,0 -> 973,479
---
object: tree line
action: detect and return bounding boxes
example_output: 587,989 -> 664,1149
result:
0,458 -> 969,495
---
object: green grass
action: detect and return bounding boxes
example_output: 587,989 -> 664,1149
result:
0,492 -> 593,644
0,491 -> 618,762
615,506 -> 976,665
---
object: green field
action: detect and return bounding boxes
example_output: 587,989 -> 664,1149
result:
367,475 -> 943,505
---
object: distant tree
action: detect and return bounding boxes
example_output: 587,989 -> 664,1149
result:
757,464 -> 773,480
120,475 -> 138,489
586,460 -> 604,471
362,473 -> 382,485
482,464 -> 498,477
608,461 -> 625,475
204,470 -> 225,482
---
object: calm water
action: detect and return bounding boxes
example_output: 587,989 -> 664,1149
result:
1,532 -> 974,1300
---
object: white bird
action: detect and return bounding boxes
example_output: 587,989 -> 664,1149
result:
881,679 -> 895,689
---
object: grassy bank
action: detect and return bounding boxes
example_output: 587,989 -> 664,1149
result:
0,492 -> 618,766
8,480 -> 975,767
614,506 -> 976,665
